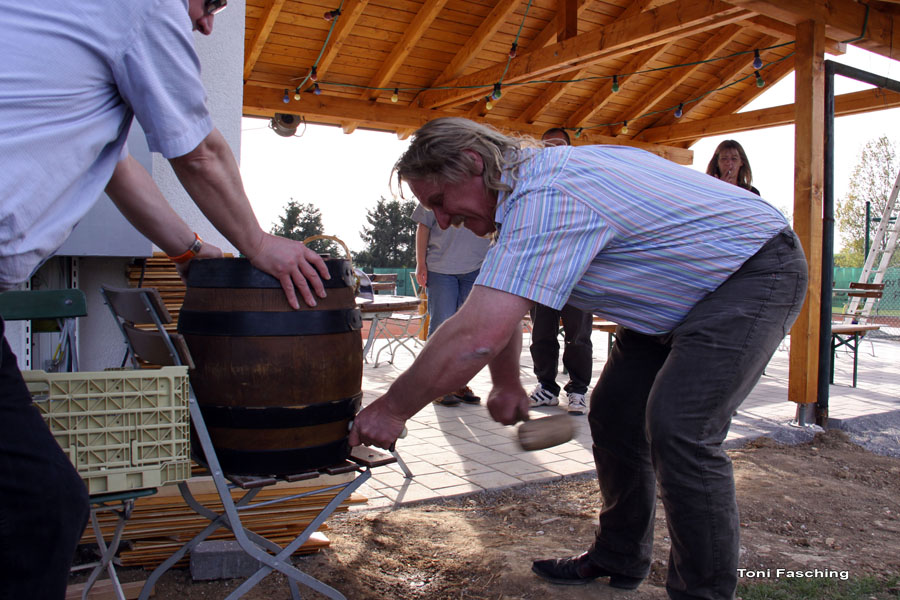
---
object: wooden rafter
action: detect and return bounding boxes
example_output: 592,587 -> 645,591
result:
564,43 -> 670,129
311,0 -> 369,79
742,15 -> 845,55
728,0 -> 900,60
360,0 -> 449,103
662,34 -> 779,125
417,0 -> 752,110
635,87 -> 900,144
241,83 -> 694,164
431,0 -> 521,85
611,23 -> 743,136
342,0 -> 448,133
517,0 -> 659,127
243,0 -> 286,83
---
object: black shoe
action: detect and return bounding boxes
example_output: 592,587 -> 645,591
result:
433,394 -> 460,406
531,553 -> 643,589
452,385 -> 481,404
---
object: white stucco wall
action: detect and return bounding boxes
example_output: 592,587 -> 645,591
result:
152,1 -> 246,256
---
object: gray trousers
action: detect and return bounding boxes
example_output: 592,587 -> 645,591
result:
586,228 -> 808,600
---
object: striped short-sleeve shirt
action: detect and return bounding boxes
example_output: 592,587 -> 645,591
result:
475,145 -> 788,335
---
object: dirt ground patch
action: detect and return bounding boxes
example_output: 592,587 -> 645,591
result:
98,430 -> 900,599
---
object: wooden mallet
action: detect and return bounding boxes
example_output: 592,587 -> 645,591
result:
517,414 -> 575,451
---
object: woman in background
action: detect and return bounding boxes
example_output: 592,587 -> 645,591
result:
706,139 -> 760,195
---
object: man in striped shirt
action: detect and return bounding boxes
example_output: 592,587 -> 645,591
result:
349,117 -> 808,600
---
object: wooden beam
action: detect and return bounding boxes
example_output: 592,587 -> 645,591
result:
564,44 -> 670,128
313,0 -> 369,77
634,87 -> 900,143
728,0 -> 900,61
241,85 -> 694,164
342,0 -> 448,133
789,19 -> 825,407
742,15 -> 846,55
644,34 -> 780,132
610,24 -> 742,136
417,0 -> 751,109
559,0 -> 578,40
361,0 -> 449,102
515,1 -> 653,126
528,0 -> 591,49
431,0 -> 521,84
517,66 -> 591,124
243,0 -> 286,83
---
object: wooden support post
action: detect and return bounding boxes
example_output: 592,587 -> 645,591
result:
559,0 -> 578,41
789,19 -> 825,408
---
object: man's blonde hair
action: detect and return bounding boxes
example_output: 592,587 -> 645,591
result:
393,117 -> 532,197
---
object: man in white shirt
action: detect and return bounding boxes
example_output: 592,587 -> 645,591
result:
0,1 -> 328,596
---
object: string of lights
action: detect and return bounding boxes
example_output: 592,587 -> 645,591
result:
273,4 -> 798,130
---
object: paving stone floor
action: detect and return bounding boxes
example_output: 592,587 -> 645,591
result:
354,329 -> 900,510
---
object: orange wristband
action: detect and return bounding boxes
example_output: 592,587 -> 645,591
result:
167,233 -> 203,264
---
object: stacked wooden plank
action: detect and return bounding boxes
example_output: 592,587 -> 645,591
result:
125,254 -> 189,332
80,474 -> 366,570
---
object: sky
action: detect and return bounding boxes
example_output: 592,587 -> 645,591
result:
239,46 -> 900,254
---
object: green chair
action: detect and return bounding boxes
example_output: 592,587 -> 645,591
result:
0,289 -> 87,371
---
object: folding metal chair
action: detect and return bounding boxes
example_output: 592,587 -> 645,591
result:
101,286 -> 397,599
0,288 -> 87,371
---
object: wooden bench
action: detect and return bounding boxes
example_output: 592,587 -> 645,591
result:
592,317 -> 618,354
368,273 -> 398,294
831,282 -> 884,387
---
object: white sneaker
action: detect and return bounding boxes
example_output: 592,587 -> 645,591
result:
529,383 -> 559,407
566,392 -> 587,415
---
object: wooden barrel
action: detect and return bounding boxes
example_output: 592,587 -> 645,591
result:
178,257 -> 362,475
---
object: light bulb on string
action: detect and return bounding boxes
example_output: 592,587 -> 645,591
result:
391,88 -> 399,103
621,121 -> 629,134
674,104 -> 683,119
323,9 -> 340,21
485,96 -> 493,111
313,83 -> 321,95
575,128 -> 582,139
293,88 -> 302,101
755,70 -> 765,88
310,66 -> 318,82
282,89 -> 290,104
752,50 -> 763,70
611,75 -> 619,93
491,83 -> 502,100
508,43 -> 517,59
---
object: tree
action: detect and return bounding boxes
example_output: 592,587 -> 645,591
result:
270,199 -> 340,257
835,137 -> 899,268
352,196 -> 417,270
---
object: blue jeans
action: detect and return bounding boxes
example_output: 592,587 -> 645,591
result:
585,228 -> 808,600
426,269 -> 480,337
0,318 -> 89,599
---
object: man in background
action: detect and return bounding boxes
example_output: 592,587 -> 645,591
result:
527,128 -> 594,415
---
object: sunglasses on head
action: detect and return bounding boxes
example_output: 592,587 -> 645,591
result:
205,0 -> 227,15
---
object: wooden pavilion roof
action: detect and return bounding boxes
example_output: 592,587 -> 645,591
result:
241,0 -> 900,164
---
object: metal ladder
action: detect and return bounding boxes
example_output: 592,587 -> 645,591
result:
844,166 -> 900,322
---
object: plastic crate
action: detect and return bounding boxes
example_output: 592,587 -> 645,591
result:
24,366 -> 191,495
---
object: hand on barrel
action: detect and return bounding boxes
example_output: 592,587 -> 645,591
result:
348,399 -> 407,450
486,383 -> 530,426
247,233 -> 330,309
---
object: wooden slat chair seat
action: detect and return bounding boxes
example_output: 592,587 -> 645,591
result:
100,286 -> 194,370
